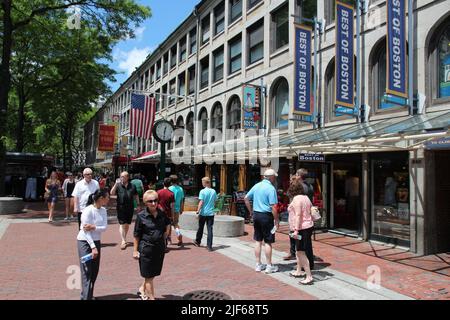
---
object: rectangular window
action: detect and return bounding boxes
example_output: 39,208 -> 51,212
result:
272,3 -> 289,51
163,52 -> 169,75
214,2 -> 225,36
161,84 -> 167,108
325,0 -> 354,25
189,28 -> 197,55
169,79 -> 176,105
201,15 -> 210,45
156,61 -> 161,80
248,20 -> 264,65
229,0 -> 242,24
200,57 -> 209,89
188,65 -> 196,94
170,45 -> 177,68
213,47 -> 224,82
144,70 -> 149,89
178,73 -> 186,99
155,89 -> 160,112
179,37 -> 187,62
229,35 -> 242,74
248,0 -> 262,10
150,66 -> 155,82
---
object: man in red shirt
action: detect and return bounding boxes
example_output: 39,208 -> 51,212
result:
157,178 -> 175,250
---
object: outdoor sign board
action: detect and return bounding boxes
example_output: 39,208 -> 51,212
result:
294,24 -> 313,116
242,85 -> 260,129
298,153 -> 325,162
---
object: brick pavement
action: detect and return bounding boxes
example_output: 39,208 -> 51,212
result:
0,201 -> 448,300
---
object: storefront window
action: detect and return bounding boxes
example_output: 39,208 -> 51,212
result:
438,25 -> 450,98
371,154 -> 410,243
272,78 -> 289,129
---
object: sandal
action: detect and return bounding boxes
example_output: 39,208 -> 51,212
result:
289,271 -> 306,278
137,290 -> 149,300
120,242 -> 127,250
299,278 -> 314,285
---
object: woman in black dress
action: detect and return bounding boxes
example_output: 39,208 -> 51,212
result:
133,190 -> 170,300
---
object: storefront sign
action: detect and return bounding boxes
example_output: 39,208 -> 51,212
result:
335,2 -> 355,109
386,0 -> 407,98
294,24 -> 313,116
242,85 -> 260,129
98,124 -> 115,152
424,137 -> 450,150
298,153 -> 325,162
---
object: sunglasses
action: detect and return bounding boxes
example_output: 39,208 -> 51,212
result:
146,199 -> 158,204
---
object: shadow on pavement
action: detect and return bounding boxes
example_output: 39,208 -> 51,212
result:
96,293 -> 138,300
158,294 -> 183,300
311,270 -> 335,281
101,243 -> 118,248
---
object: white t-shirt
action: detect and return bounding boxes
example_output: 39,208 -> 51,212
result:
76,205 -> 108,249
73,179 -> 99,211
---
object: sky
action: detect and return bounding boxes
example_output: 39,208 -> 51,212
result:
107,0 -> 200,92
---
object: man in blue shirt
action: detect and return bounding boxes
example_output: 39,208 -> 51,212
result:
245,169 -> 279,274
194,177 -> 217,252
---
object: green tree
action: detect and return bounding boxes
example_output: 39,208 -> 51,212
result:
0,0 -> 151,195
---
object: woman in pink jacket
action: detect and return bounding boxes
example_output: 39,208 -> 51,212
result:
287,182 -> 314,285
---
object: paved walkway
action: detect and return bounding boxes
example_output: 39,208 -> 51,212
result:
0,201 -> 448,300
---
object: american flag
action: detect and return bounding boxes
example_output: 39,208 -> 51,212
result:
130,93 -> 156,140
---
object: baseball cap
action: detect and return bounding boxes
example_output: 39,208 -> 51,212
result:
66,171 -> 72,176
263,168 -> 278,177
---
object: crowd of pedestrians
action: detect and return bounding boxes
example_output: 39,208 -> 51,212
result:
61,164 -> 318,300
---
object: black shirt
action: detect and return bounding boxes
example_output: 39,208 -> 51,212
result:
116,183 -> 137,211
134,208 -> 171,244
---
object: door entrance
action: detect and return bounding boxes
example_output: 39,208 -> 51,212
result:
330,155 -> 362,236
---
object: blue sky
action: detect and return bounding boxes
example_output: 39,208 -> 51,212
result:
108,0 -> 200,92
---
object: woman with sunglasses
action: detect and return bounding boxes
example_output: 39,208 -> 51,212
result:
133,190 -> 171,300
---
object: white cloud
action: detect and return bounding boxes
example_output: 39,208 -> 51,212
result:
134,26 -> 146,41
114,47 -> 151,76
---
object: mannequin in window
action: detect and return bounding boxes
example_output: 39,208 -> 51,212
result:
384,175 -> 397,206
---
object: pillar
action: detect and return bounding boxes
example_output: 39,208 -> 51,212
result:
220,164 -> 227,195
238,164 -> 246,191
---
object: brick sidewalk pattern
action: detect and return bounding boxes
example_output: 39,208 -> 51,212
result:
0,201 -> 448,300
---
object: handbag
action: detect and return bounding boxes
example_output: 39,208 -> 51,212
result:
311,206 -> 321,221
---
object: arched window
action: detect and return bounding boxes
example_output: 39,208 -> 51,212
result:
175,116 -> 184,147
186,112 -> 194,145
227,95 -> 241,131
271,78 -> 289,129
211,103 -> 223,142
371,37 -> 408,111
198,108 -> 208,145
428,16 -> 450,100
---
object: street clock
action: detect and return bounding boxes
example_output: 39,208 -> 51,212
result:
152,119 -> 174,143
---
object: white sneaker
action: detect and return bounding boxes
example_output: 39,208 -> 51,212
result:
255,263 -> 266,272
264,264 -> 279,274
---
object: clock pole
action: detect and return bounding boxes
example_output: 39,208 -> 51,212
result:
159,142 -> 166,184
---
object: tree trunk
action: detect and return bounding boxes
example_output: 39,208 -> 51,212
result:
0,0 -> 14,196
16,85 -> 26,152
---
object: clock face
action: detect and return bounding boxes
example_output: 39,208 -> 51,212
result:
154,120 -> 173,142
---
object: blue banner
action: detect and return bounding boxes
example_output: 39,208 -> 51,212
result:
387,0 -> 407,98
294,25 -> 312,116
335,2 -> 354,109
242,85 -> 260,129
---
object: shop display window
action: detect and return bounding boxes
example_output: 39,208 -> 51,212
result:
371,156 -> 410,242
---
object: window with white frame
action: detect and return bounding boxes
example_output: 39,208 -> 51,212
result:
199,108 -> 208,145
179,37 -> 187,62
214,2 -> 225,36
200,56 -> 209,89
186,112 -> 194,145
271,2 -> 289,52
188,65 -> 196,94
211,103 -> 223,142
229,35 -> 242,74
155,89 -> 161,112
229,0 -> 242,24
170,45 -> 177,69
178,72 -> 186,100
169,79 -> 176,105
161,83 -> 167,108
163,52 -> 169,75
213,47 -> 224,82
248,0 -> 262,11
189,27 -> 197,55
248,19 -> 264,65
201,15 -> 211,45
176,116 -> 184,146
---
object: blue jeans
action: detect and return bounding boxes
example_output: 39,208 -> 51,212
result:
196,215 -> 214,249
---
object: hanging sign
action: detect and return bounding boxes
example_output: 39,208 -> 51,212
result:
98,124 -> 115,152
386,0 -> 407,98
242,85 -> 260,129
294,24 -> 313,116
298,153 -> 325,162
335,1 -> 355,112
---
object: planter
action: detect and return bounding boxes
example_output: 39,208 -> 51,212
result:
179,211 -> 245,237
0,197 -> 25,215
